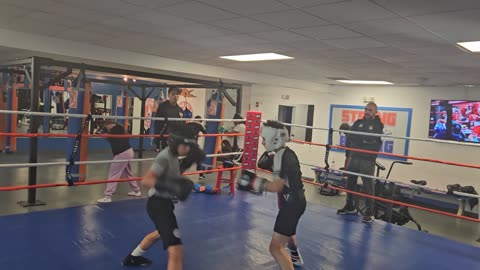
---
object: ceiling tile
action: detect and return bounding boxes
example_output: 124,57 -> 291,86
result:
0,4 -> 33,24
55,29 -> 117,43
189,34 -> 270,48
308,0 -> 399,24
160,1 -> 239,22
408,9 -> 480,41
355,46 -> 412,58
377,34 -> 450,48
402,46 -> 466,57
81,24 -> 144,37
278,0 -> 346,8
4,20 -> 69,37
9,11 -> 89,28
197,0 -> 292,15
155,23 -> 234,40
208,17 -> 280,34
1,0 -> 56,9
251,31 -> 312,43
346,18 -> 436,37
34,4 -> 110,24
293,47 -> 366,59
426,54 -> 480,68
372,0 -> 480,17
121,0 -> 189,9
98,17 -> 159,34
292,25 -> 362,39
322,37 -> 386,49
280,39 -> 334,50
58,0 -> 150,16
134,10 -> 197,27
379,54 -> 427,63
218,43 -> 294,55
250,9 -> 330,29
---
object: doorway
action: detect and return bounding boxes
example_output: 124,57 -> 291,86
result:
278,105 -> 293,135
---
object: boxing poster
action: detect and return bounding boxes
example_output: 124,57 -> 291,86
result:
69,90 -> 78,109
207,100 -> 218,116
329,104 -> 412,160
144,98 -> 155,129
116,96 -> 123,108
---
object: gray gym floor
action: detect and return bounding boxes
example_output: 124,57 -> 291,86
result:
0,150 -> 478,247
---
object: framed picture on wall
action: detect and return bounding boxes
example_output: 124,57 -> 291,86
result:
329,104 -> 413,160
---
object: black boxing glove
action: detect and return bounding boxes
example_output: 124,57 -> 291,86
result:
180,143 -> 206,172
96,126 -> 108,134
257,151 -> 273,172
238,170 -> 268,194
223,159 -> 235,168
155,176 -> 194,201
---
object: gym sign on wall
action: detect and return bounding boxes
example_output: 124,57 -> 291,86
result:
330,104 -> 413,160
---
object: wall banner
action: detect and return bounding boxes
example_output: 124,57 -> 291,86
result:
329,105 -> 413,160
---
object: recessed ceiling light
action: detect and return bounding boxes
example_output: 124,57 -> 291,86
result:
336,80 -> 394,85
457,41 -> 480,52
220,53 -> 293,62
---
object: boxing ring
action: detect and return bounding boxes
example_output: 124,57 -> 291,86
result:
0,109 -> 479,270
0,192 -> 478,270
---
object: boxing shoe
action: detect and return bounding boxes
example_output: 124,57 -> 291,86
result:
122,254 -> 152,266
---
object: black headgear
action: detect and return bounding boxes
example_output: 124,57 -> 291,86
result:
168,124 -> 197,155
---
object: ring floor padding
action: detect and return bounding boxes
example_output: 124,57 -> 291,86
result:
0,192 -> 479,270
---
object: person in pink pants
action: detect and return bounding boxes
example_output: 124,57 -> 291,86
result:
97,121 -> 141,203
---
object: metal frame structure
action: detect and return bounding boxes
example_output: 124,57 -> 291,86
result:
1,56 -> 243,207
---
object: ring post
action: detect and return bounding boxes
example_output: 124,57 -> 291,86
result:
19,57 -> 46,207
242,111 -> 262,172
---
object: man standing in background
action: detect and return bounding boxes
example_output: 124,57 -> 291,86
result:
337,102 -> 384,223
154,87 -> 183,152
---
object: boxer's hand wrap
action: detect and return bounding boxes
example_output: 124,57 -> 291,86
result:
238,170 -> 268,194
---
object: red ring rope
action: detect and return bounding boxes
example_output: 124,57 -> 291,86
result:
0,132 -> 244,138
291,139 -> 480,170
0,167 -> 241,191
255,168 -> 479,223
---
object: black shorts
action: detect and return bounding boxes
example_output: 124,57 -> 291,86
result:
274,195 -> 306,237
146,196 -> 182,250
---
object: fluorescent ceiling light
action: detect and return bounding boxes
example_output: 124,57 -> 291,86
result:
336,80 -> 394,85
457,41 -> 480,52
220,53 -> 293,62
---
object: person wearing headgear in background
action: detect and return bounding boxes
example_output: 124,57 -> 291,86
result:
238,120 -> 306,270
96,119 -> 141,203
122,124 -> 205,269
154,87 -> 184,152
186,115 -> 207,179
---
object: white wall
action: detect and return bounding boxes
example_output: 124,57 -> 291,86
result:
248,84 -> 480,193
323,85 -> 480,191
248,84 -> 331,179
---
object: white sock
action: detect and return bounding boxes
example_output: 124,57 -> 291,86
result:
131,245 -> 146,257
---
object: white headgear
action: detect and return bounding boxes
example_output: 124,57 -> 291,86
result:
261,124 -> 289,152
